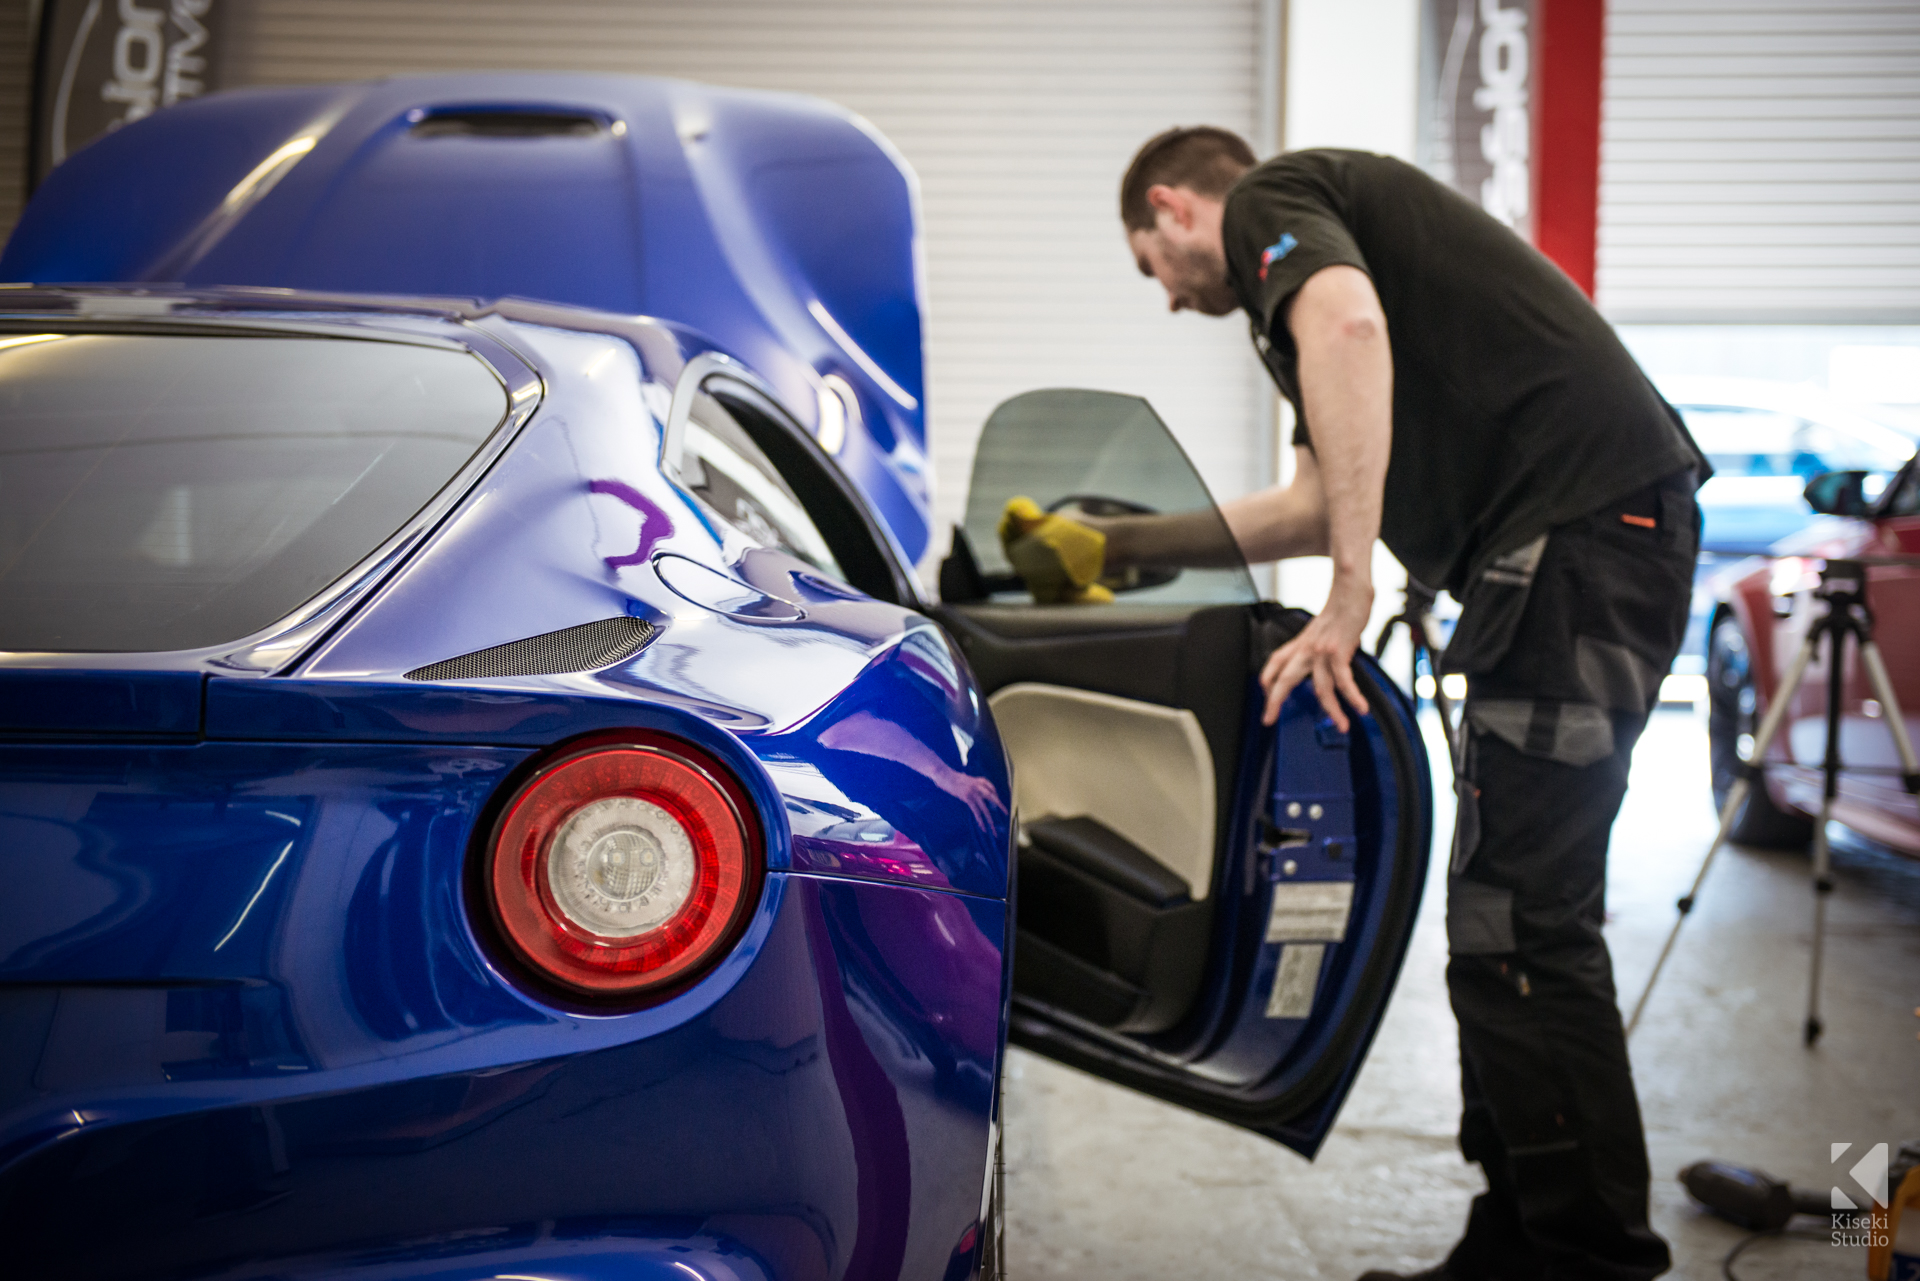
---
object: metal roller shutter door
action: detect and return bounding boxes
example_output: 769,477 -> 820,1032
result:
1599,0 -> 1920,324
216,0 -> 1267,539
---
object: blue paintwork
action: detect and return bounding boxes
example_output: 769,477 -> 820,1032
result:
0,669 -> 203,734
0,870 -> 1004,1280
0,74 -> 932,563
0,293 -> 1006,1279
1258,674 -> 1427,1152
1183,693 -> 1368,1085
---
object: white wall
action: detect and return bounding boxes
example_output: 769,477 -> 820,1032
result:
1274,0 -> 1418,633
1285,0 -> 1420,160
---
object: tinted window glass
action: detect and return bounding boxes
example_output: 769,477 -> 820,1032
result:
0,332 -> 509,652
961,389 -> 1256,606
684,391 -> 843,579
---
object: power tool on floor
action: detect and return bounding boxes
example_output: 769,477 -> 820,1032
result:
1682,1144 -> 1920,1280
1679,1161 -> 1830,1232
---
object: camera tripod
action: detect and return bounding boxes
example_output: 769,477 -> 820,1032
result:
1373,579 -> 1462,757
1373,583 -> 1484,877
1626,557 -> 1920,1045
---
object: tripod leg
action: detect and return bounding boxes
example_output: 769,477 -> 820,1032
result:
1626,776 -> 1751,1036
1806,792 -> 1835,1047
1433,678 -> 1460,762
1804,614 -> 1853,1048
1749,636 -> 1816,769
1421,614 -> 1462,761
1372,615 -> 1400,661
1626,632 -> 1818,1037
1858,639 -> 1920,790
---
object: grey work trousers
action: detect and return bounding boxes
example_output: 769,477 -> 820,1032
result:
1440,467 -> 1699,1281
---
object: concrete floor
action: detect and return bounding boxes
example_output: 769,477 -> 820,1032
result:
1002,708 -> 1920,1280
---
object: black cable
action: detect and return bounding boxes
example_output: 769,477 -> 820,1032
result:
1721,1226 -> 1830,1280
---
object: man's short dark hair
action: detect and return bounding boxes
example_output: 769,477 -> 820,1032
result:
1119,126 -> 1258,232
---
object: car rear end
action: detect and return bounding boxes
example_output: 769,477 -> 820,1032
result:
0,293 -> 1009,1280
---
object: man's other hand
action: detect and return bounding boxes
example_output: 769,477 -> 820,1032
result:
998,497 -> 1115,605
1259,578 -> 1373,730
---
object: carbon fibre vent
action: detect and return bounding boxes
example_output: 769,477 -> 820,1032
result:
404,617 -> 655,682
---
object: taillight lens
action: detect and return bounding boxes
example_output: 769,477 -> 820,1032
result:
483,736 -> 761,1002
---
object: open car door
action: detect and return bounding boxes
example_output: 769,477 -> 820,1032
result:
934,389 -> 1433,1157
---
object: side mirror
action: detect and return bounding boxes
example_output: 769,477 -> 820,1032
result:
1803,470 -> 1874,518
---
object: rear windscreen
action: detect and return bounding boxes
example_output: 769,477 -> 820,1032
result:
0,331 -> 510,652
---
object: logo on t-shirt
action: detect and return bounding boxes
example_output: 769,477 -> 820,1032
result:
1259,233 -> 1299,281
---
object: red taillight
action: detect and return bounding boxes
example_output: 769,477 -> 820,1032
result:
482,735 -> 761,1002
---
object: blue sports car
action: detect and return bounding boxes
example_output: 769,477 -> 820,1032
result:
0,75 -> 1432,1281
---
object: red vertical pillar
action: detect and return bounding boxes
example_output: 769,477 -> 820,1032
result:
1533,0 -> 1605,297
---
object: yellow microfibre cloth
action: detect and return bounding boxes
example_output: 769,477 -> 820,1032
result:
997,496 -> 1113,605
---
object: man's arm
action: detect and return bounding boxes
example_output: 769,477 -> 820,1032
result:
1004,266 -> 1389,732
1088,424 -> 1329,569
1256,264 -> 1393,730
1090,459 -> 1324,569
1219,444 -> 1329,562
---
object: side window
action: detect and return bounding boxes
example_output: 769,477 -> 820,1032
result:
683,391 -> 843,579
953,388 -> 1256,606
703,383 -> 908,605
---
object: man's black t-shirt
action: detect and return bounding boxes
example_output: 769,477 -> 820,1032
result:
1223,148 -> 1703,594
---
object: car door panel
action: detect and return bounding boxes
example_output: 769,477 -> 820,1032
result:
1014,814 -> 1212,1033
938,603 -> 1191,705
990,684 -> 1216,899
935,597 -> 1253,1042
938,600 -> 1250,829
1000,645 -> 1428,1154
939,389 -> 1432,1157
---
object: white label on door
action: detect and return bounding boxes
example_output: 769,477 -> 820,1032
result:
1266,942 -> 1327,1019
1265,881 -> 1355,942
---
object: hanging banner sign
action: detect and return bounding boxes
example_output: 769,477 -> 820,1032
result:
1418,0 -> 1535,243
31,0 -> 227,187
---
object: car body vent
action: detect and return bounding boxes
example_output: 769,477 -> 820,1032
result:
405,617 -> 655,682
409,111 -> 606,140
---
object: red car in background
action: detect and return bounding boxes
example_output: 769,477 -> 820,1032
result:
1708,454 -> 1920,854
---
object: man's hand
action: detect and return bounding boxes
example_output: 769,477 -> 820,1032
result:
998,497 -> 1114,604
1259,577 -> 1373,730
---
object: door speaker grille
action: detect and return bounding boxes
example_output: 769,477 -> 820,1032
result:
405,617 -> 655,682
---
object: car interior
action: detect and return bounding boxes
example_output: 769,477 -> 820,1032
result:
931,390 -> 1266,1035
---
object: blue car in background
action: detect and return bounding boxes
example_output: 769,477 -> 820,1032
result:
0,76 -> 1433,1281
1659,377 -> 1916,674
